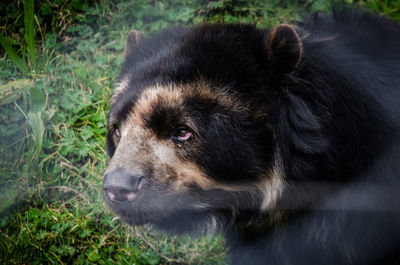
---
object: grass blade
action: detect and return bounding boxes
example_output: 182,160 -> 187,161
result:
27,111 -> 44,165
24,0 -> 36,72
0,34 -> 27,73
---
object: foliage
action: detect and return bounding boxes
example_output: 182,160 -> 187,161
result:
0,0 -> 399,264
0,0 -> 36,73
0,202 -> 226,264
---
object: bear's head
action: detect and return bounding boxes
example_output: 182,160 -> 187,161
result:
104,24 -> 305,235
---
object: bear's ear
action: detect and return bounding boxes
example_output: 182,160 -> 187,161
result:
124,30 -> 142,56
266,24 -> 302,75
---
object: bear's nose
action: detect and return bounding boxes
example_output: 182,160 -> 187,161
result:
103,169 -> 144,203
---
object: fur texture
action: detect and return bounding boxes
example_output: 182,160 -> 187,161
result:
104,9 -> 400,264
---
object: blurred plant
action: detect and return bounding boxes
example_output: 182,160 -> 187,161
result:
0,79 -> 32,106
21,86 -> 55,173
0,83 -> 54,214
360,0 -> 400,20
0,0 -> 37,74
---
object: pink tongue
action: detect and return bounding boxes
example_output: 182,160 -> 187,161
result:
126,192 -> 136,201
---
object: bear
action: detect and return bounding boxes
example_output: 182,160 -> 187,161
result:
103,9 -> 400,265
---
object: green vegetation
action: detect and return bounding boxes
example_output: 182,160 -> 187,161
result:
1,0 -> 399,264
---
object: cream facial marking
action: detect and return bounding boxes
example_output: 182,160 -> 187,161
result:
108,82 -> 258,193
260,150 -> 285,210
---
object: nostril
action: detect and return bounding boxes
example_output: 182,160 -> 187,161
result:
104,187 -> 138,203
105,189 -> 116,201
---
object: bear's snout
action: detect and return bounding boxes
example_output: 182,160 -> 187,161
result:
103,169 -> 144,203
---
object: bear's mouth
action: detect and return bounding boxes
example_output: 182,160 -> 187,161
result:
103,183 -> 220,231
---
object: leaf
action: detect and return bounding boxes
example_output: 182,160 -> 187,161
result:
56,245 -> 76,256
42,109 -> 55,124
79,229 -> 92,238
30,86 -> 46,113
0,34 -> 27,73
24,0 -> 36,72
81,126 -> 93,140
27,112 -> 44,164
87,248 -> 100,262
0,123 -> 21,138
0,79 -> 32,105
0,181 -> 19,213
44,33 -> 57,49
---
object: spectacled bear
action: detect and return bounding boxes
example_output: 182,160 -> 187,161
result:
103,9 -> 400,265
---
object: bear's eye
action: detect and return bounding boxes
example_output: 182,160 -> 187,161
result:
114,128 -> 121,138
174,127 -> 193,142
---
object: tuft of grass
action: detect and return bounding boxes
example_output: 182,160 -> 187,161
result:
0,202 -> 227,264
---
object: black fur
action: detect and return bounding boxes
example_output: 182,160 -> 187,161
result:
106,9 -> 400,265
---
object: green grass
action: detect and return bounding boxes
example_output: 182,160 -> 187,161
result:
0,0 -> 399,264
